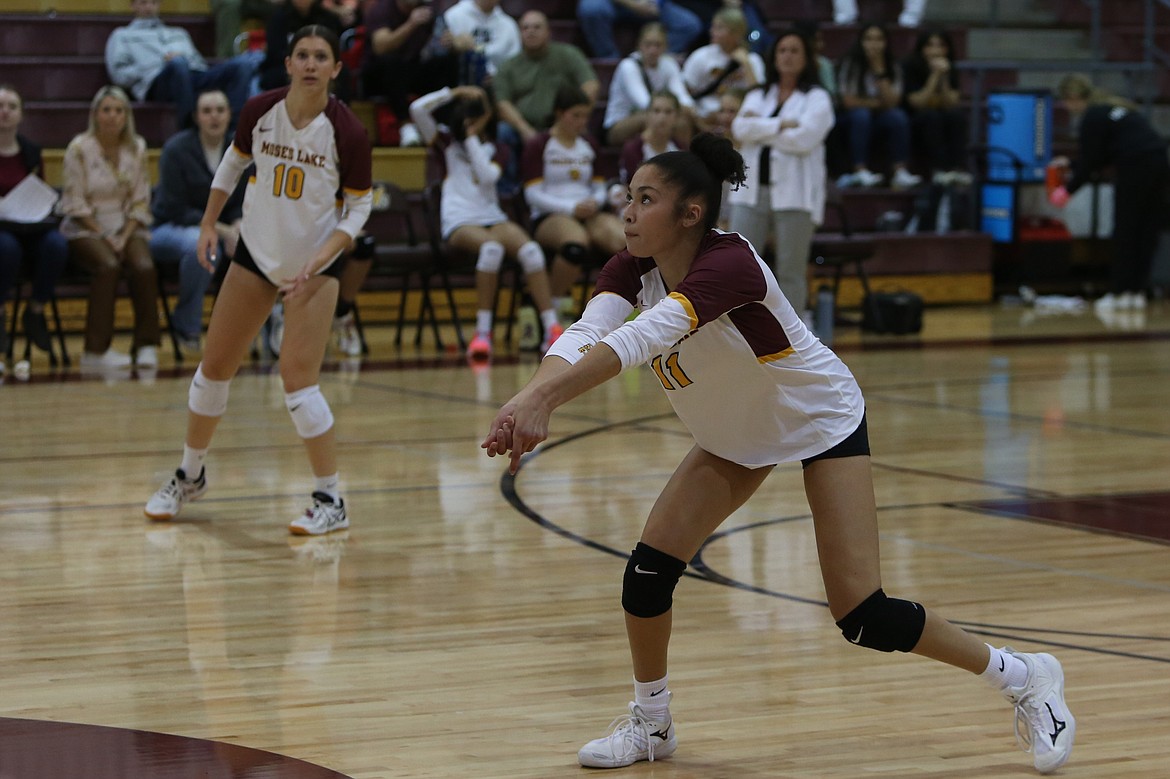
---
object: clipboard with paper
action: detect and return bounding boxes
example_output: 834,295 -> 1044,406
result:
0,174 -> 61,224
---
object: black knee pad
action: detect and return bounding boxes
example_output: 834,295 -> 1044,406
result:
621,542 -> 687,618
560,242 -> 588,266
835,588 -> 926,653
351,233 -> 377,261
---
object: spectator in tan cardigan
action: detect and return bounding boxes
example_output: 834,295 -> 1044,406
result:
59,86 -> 158,370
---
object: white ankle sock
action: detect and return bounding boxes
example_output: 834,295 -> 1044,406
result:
179,445 -> 207,478
540,308 -> 559,330
980,645 -> 1029,690
633,674 -> 670,719
475,310 -> 493,335
315,473 -> 340,502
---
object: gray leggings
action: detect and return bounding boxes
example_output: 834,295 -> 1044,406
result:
729,198 -> 815,311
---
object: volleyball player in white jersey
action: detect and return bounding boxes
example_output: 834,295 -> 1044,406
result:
409,85 -> 564,361
145,25 -> 373,536
520,84 -> 625,321
482,134 -> 1075,773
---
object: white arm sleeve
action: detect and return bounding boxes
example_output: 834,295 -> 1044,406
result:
336,189 -> 373,239
599,294 -> 695,370
409,87 -> 452,144
464,135 -> 501,186
544,292 -> 634,366
210,145 -> 252,195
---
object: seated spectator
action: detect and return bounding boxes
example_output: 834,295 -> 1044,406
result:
59,87 -> 159,371
682,8 -> 765,128
520,85 -> 625,319
209,0 -> 283,59
835,23 -> 921,188
901,28 -> 969,184
495,11 -> 599,191
411,85 -> 565,360
149,89 -> 244,354
603,22 -> 697,147
618,91 -> 682,185
105,0 -> 257,127
363,0 -> 452,145
833,0 -> 927,27
259,0 -> 355,102
441,0 -> 521,87
577,0 -> 703,60
0,85 -> 68,368
673,0 -> 773,56
707,88 -> 743,228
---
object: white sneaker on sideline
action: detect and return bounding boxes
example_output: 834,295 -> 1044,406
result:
333,312 -> 362,356
1002,648 -> 1075,774
289,492 -> 349,536
145,468 -> 208,520
1121,292 -> 1146,310
136,345 -> 159,368
1093,293 -> 1119,312
578,698 -> 677,768
267,302 -> 284,357
80,349 -> 133,370
891,168 -> 923,189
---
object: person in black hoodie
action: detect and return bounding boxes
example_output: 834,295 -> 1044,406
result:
0,84 -> 68,368
259,0 -> 354,102
1051,74 -> 1169,311
149,89 -> 245,351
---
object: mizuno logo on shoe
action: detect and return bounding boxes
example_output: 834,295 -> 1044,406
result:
634,565 -> 657,574
1046,703 -> 1067,745
650,724 -> 671,741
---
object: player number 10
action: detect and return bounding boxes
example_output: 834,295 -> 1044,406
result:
272,164 -> 306,200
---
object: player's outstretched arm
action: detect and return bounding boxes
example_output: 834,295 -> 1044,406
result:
482,345 -> 622,474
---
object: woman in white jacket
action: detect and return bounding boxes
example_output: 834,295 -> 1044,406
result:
729,29 -> 834,317
602,23 -> 696,146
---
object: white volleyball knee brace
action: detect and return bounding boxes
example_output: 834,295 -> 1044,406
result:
188,365 -> 231,417
285,385 -> 334,439
475,240 -> 505,274
517,240 -> 546,275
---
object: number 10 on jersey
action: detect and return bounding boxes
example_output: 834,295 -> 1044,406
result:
272,164 -> 305,199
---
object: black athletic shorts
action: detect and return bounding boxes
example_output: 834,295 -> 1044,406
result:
801,412 -> 871,469
231,238 -> 344,286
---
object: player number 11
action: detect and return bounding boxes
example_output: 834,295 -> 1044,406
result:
651,351 -> 693,390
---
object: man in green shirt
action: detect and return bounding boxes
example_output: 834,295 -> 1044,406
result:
495,10 -> 599,143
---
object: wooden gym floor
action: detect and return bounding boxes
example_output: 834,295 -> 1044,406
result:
1,301 -> 1168,777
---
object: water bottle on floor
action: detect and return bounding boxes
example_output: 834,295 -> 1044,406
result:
814,285 -> 835,346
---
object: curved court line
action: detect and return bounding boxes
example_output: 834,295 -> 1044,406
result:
501,417 -> 1170,663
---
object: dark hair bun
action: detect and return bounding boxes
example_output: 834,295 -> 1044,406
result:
689,132 -> 747,189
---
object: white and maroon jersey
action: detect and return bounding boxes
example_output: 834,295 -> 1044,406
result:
409,87 -> 508,238
520,131 -> 606,221
211,87 -> 372,283
546,230 -> 865,466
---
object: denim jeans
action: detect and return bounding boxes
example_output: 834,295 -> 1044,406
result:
577,0 -> 703,59
842,106 -> 912,169
150,223 -> 219,339
148,54 -> 256,126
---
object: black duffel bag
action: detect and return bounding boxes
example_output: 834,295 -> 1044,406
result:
862,290 -> 924,334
